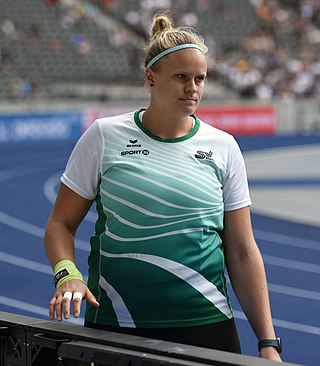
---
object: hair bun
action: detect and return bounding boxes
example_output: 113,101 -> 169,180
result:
151,15 -> 173,37
144,13 -> 208,70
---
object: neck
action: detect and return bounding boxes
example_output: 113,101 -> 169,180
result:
142,109 -> 194,139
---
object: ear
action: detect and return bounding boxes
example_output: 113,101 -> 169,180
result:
145,68 -> 155,87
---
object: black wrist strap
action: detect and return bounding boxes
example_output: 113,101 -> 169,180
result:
258,338 -> 282,353
54,269 -> 69,287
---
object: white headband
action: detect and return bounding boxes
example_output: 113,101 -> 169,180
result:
146,44 -> 203,69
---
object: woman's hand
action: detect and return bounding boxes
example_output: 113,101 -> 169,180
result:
259,347 -> 282,362
49,279 -> 99,321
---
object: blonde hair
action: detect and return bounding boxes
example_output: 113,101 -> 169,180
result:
144,14 -> 208,70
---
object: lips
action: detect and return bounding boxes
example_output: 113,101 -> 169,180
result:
180,98 -> 197,102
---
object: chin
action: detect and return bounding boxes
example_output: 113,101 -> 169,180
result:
183,106 -> 197,116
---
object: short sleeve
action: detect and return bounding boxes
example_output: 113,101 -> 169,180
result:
61,121 -> 103,200
223,138 -> 252,211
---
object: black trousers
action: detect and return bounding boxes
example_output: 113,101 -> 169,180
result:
84,318 -> 241,354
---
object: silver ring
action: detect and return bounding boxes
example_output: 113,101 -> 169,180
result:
63,291 -> 72,300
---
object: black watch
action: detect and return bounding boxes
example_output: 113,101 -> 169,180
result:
258,337 -> 282,354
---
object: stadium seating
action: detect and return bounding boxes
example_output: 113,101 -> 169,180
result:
0,0 -> 135,99
0,0 -> 319,100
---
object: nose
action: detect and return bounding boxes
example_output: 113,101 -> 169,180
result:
185,79 -> 198,93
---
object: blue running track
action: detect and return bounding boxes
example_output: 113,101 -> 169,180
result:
0,135 -> 319,365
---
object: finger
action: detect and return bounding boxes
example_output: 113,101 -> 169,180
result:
54,294 -> 63,321
72,292 -> 83,318
86,289 -> 100,308
62,291 -> 72,319
49,296 -> 57,320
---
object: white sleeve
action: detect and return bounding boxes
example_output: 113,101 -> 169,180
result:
61,121 -> 103,200
223,138 -> 252,211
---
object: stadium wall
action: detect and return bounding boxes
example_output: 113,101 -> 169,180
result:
0,99 -> 319,144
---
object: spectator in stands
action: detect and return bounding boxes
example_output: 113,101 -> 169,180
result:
71,32 -> 92,55
45,0 -> 59,5
99,0 -> 116,10
247,0 -> 320,99
10,76 -> 33,97
1,19 -> 18,40
44,13 -> 282,362
0,48 -> 12,72
10,75 -> 45,98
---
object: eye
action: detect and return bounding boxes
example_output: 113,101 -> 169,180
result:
196,75 -> 206,83
177,74 -> 187,80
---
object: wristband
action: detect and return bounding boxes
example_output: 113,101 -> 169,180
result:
53,259 -> 84,288
258,337 -> 282,354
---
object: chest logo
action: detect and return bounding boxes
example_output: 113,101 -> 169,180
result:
195,150 -> 214,161
121,149 -> 149,156
127,139 -> 141,147
122,139 -> 149,156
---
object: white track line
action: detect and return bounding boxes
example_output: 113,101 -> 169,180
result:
0,210 -> 319,274
0,251 -> 88,281
0,211 -> 89,251
43,172 -> 97,222
0,250 -> 52,274
0,295 -> 84,325
267,283 -> 320,301
254,229 -> 320,251
0,250 -> 318,302
233,310 -> 320,336
1,294 -> 318,336
263,254 -> 320,274
0,209 -> 318,255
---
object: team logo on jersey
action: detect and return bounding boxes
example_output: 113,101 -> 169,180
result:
121,149 -> 149,156
121,139 -> 149,156
127,139 -> 141,147
194,150 -> 215,161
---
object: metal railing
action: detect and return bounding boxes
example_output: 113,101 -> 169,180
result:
0,311 -> 299,366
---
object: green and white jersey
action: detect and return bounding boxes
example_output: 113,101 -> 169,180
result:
61,110 -> 252,328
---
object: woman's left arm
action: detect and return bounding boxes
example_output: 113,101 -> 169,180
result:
222,206 -> 282,362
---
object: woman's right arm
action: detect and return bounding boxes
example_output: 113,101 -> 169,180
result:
44,183 -> 99,321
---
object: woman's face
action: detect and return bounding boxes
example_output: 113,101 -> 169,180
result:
148,48 -> 207,118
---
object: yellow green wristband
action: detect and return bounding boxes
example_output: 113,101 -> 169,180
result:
53,259 -> 84,288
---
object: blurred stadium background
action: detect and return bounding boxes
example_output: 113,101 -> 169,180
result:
1,0 -> 320,365
1,0 -> 320,104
